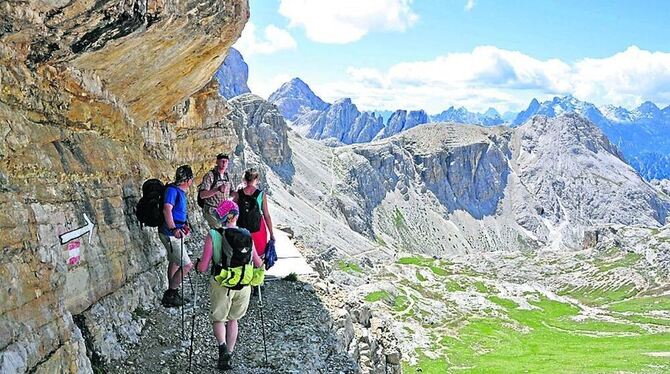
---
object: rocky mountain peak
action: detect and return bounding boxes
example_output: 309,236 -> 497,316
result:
515,113 -> 668,229
484,107 -> 501,118
268,77 -> 329,121
638,100 -> 660,111
519,113 -> 623,159
513,95 -> 607,127
635,100 -> 662,118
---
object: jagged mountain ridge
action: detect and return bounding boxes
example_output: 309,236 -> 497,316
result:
269,78 -> 429,144
512,95 -> 670,180
267,75 -> 670,180
296,98 -> 385,144
284,113 -> 670,256
431,106 -> 504,126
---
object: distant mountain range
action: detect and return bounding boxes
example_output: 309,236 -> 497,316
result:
267,78 -> 670,180
510,95 -> 670,180
269,78 -> 431,143
432,106 -> 504,126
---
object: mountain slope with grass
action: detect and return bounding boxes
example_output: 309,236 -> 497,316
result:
253,113 -> 670,372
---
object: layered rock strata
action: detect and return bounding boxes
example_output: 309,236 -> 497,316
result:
0,1 -> 258,372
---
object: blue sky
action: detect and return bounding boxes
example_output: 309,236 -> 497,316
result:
234,0 -> 670,114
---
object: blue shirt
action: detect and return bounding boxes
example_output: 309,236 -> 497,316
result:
160,185 -> 188,236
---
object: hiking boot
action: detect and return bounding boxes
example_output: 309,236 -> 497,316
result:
161,289 -> 189,307
217,343 -> 232,370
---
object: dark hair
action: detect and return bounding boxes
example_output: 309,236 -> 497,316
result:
216,153 -> 229,160
175,165 -> 193,183
243,168 -> 260,183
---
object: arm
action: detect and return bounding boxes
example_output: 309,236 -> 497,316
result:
261,193 -> 274,240
197,234 -> 214,273
251,242 -> 263,268
198,172 -> 225,199
163,203 -> 183,238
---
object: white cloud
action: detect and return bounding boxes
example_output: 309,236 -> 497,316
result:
278,0 -> 418,44
234,22 -> 297,56
313,46 -> 670,113
384,46 -> 572,92
465,0 -> 476,11
248,73 -> 292,100
573,46 -> 670,108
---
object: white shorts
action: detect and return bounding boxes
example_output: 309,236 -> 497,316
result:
159,233 -> 192,266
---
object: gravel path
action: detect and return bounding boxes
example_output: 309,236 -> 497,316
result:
108,273 -> 358,373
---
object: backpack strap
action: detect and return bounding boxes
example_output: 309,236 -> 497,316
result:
210,228 -> 223,266
210,169 -> 219,189
214,228 -> 235,269
255,190 -> 264,216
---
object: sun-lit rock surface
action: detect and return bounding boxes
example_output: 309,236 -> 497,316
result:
0,1 -> 251,372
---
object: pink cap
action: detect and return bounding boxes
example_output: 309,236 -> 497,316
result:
215,200 -> 239,220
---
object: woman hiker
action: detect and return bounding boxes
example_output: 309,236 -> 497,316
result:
233,168 -> 275,261
196,200 -> 263,370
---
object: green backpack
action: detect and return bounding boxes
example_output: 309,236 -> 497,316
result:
210,228 -> 264,287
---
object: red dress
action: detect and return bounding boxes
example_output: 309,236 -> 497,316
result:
239,187 -> 269,257
251,216 -> 269,257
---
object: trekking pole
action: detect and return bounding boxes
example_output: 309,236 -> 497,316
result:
180,236 -> 185,337
258,285 -> 269,366
187,270 -> 198,372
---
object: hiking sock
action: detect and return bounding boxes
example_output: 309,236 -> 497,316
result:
217,343 -> 232,370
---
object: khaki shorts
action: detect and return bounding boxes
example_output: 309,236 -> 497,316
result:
203,206 -> 222,229
210,277 -> 251,322
159,232 -> 192,266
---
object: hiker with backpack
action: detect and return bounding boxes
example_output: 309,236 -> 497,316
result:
233,168 -> 275,260
195,200 -> 264,370
159,165 -> 195,307
198,153 -> 232,229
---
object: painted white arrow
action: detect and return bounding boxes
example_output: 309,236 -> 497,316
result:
59,213 -> 95,245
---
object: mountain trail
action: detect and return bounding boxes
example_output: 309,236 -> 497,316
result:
107,242 -> 358,373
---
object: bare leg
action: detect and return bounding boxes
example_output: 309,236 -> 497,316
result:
226,320 -> 239,352
213,321 -> 227,344
168,263 -> 193,289
167,262 -> 180,288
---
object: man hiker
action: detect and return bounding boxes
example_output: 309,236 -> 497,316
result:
160,165 -> 195,307
198,153 -> 232,229
196,200 -> 263,370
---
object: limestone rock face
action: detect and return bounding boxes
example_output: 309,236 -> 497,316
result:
652,179 -> 670,196
213,47 -> 251,99
0,0 -> 251,372
513,114 -> 670,239
326,115 -> 669,254
227,93 -> 294,181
